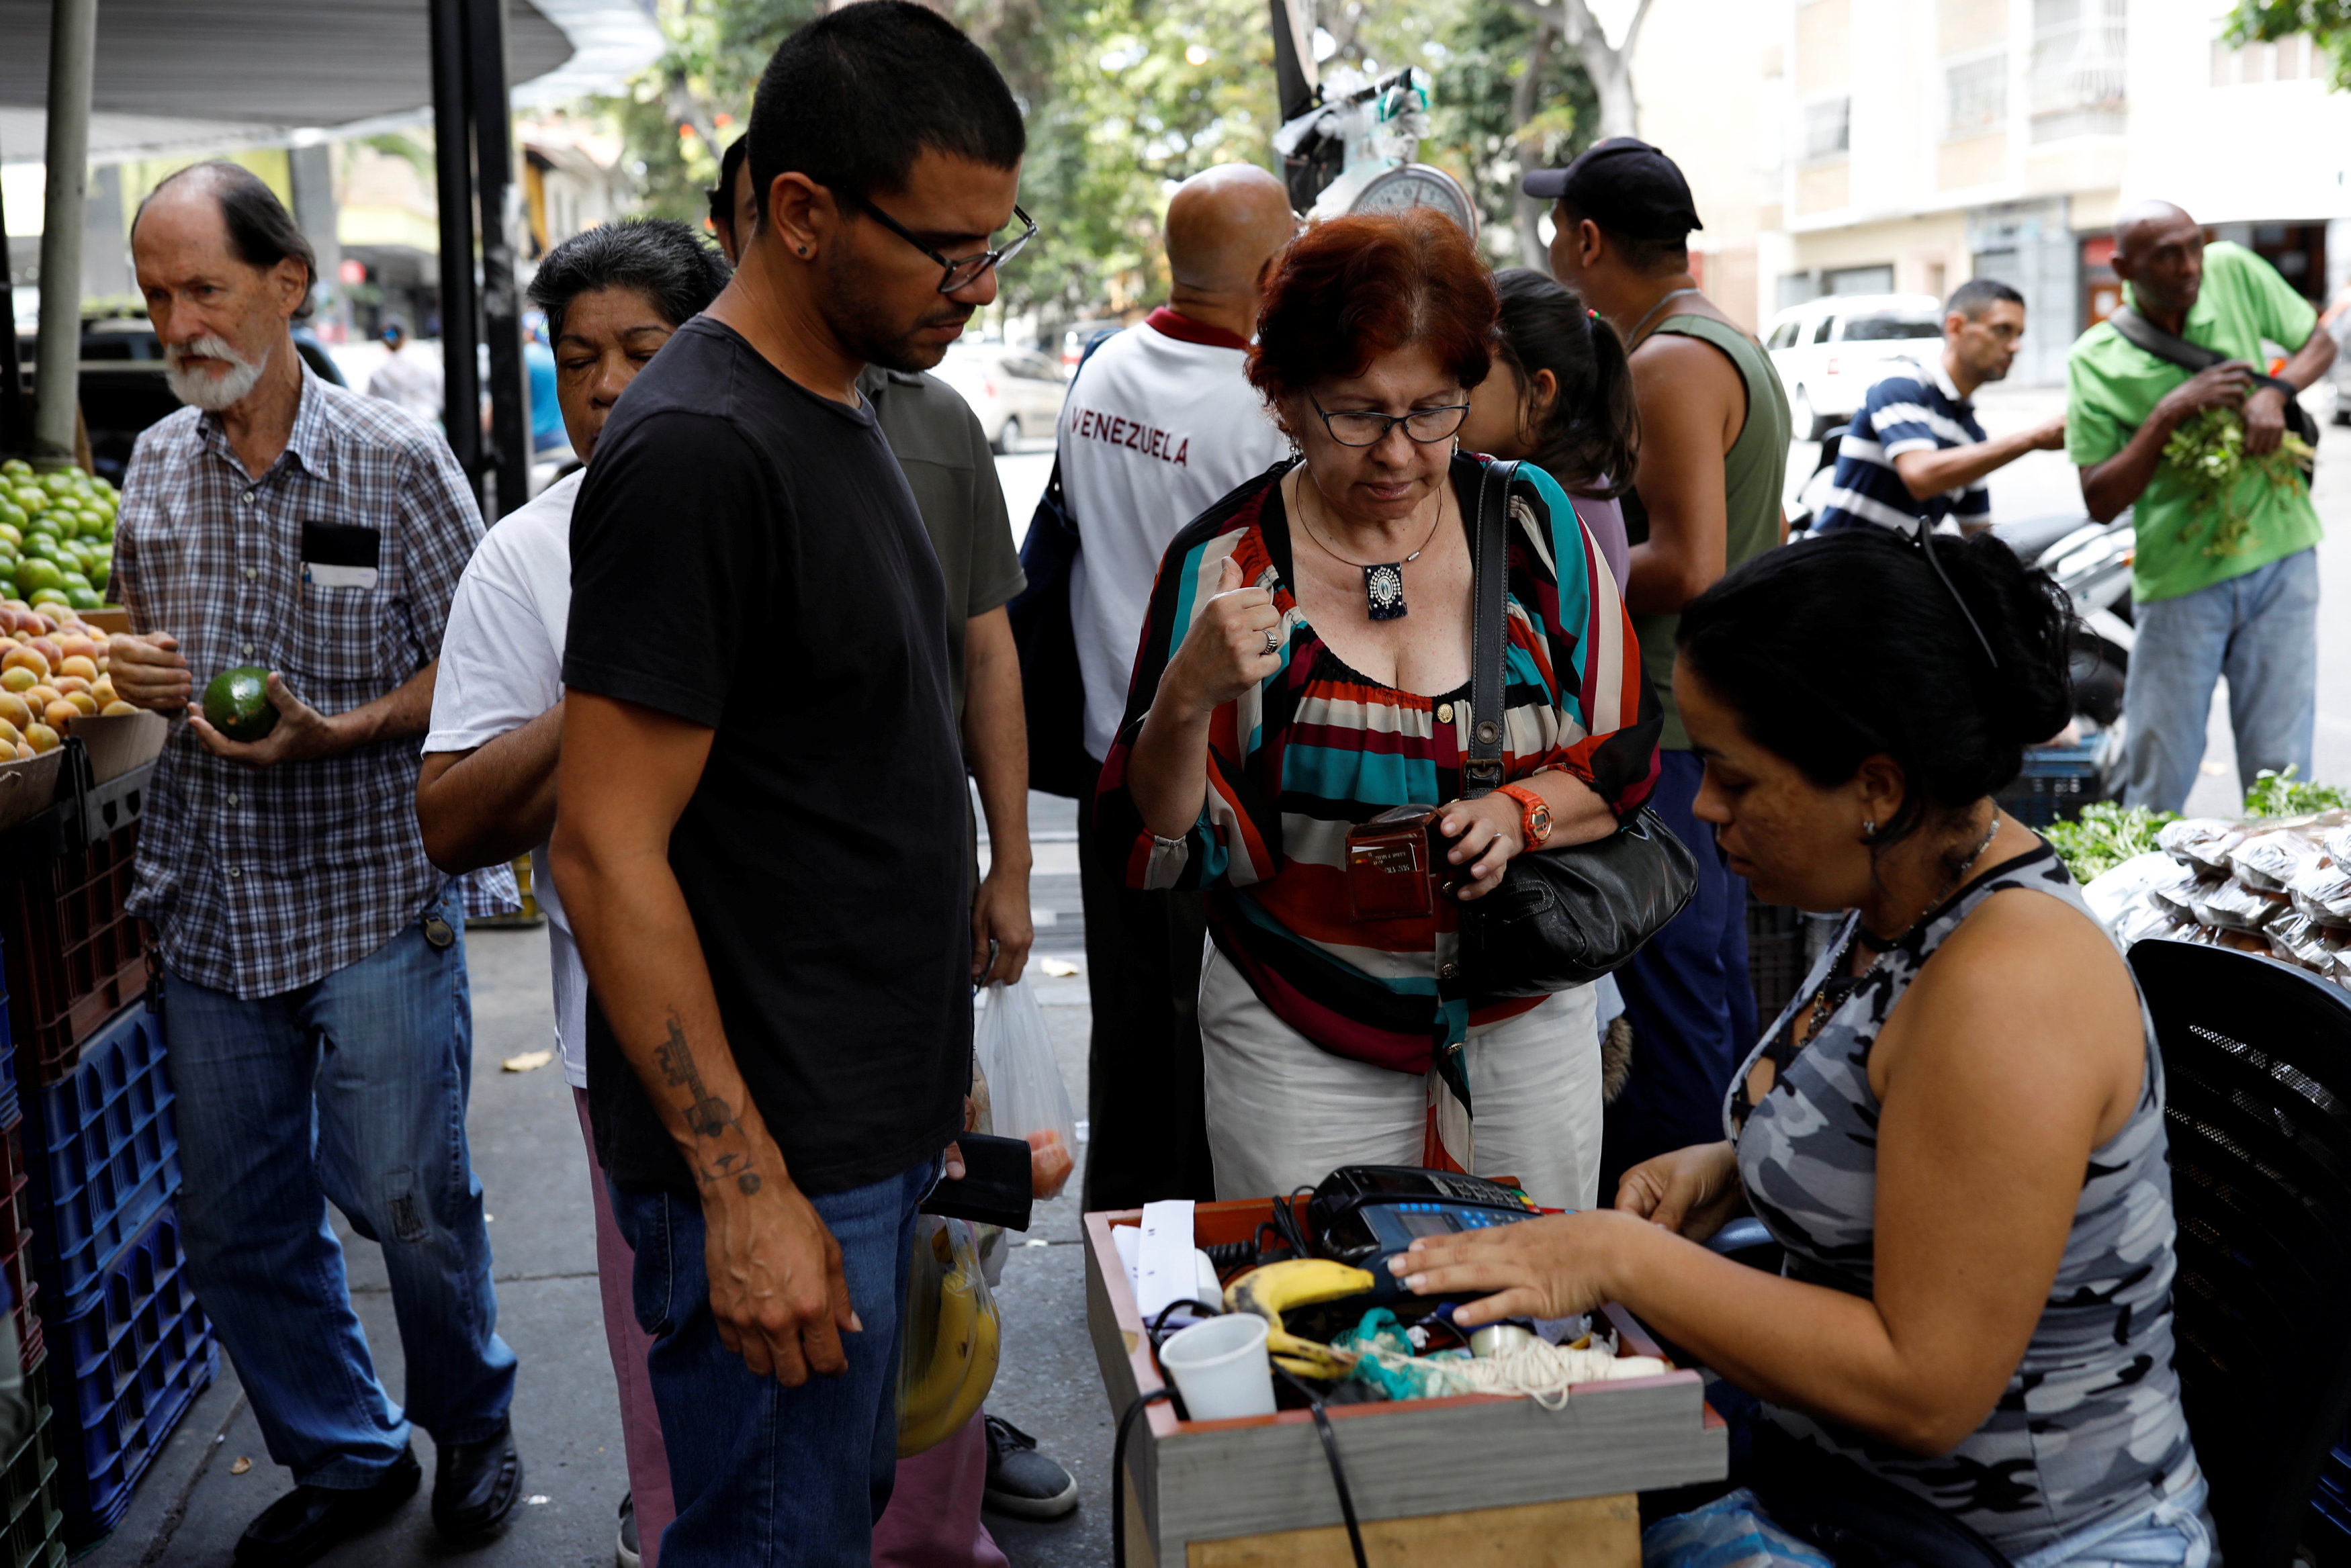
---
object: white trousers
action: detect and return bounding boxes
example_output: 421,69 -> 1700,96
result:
1198,941 -> 1603,1211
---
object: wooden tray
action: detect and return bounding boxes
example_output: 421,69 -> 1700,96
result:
1085,1199 -> 1728,1566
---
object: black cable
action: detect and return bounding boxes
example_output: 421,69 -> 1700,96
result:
1272,1186 -> 1317,1260
1277,1367 -> 1370,1568
1145,1297 -> 1228,1352
1110,1388 -> 1173,1567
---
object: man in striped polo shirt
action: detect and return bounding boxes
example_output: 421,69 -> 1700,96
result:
1815,278 -> 2066,535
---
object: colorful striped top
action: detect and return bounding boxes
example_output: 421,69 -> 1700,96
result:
1095,456 -> 1662,1076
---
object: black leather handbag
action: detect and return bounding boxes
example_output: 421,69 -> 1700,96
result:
1458,460 -> 1697,999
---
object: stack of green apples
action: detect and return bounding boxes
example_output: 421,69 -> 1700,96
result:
0,458 -> 118,612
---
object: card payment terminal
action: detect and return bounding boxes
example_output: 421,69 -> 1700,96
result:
1306,1166 -> 1542,1303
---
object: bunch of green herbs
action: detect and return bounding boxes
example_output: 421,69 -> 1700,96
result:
2241,766 -> 2349,820
2043,801 -> 2180,883
2159,406 -> 2314,559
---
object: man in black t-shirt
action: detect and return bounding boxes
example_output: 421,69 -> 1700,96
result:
548,6 -> 1030,1561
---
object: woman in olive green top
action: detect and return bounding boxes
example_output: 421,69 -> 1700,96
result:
1526,136 -> 1791,1195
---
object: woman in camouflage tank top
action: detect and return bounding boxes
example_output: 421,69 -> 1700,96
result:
1391,526 -> 2210,1564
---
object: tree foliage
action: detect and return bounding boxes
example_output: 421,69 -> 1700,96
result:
590,0 -> 1598,329
2226,1 -> 2351,90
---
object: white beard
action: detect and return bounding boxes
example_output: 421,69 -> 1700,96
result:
164,335 -> 268,411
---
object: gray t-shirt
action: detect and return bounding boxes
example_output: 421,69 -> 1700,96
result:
859,365 -> 1027,720
859,365 -> 1027,876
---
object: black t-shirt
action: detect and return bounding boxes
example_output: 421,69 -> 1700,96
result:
565,316 -> 969,1195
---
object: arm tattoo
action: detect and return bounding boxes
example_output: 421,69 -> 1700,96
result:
656,1012 -> 762,1195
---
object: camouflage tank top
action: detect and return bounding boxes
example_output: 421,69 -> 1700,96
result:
1728,844 -> 2202,1555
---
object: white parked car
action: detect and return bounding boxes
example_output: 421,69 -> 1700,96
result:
931,343 -> 1067,454
1762,293 -> 1946,440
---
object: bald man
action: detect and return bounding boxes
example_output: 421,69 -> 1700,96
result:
2068,201 -> 2336,812
1059,162 -> 1293,1210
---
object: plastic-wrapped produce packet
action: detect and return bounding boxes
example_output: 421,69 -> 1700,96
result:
2144,859 -> 2209,923
2289,855 -> 2351,929
2190,877 -> 2287,931
2228,826 -> 2327,892
2158,819 -> 2248,874
2264,911 -> 2344,971
2082,852 -> 2183,929
2114,900 -> 2192,948
2214,927 -> 2270,955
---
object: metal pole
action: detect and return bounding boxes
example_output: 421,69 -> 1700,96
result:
32,0 -> 98,471
0,134 -> 30,457
467,0 -> 530,518
429,0 -> 483,507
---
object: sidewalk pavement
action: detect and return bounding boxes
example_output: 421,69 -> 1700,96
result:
82,815 -> 1114,1565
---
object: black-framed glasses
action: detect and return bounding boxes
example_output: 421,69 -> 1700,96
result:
856,197 -> 1038,294
1308,390 -> 1470,448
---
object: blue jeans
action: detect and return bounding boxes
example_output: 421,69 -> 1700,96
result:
1603,749 -> 1757,1198
163,885 -> 516,1488
2123,546 -> 2319,813
609,1157 -> 937,1568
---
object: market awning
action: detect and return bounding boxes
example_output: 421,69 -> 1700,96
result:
0,0 -> 661,165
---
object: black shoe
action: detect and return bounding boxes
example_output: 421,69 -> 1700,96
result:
982,1415 -> 1078,1520
433,1418 -> 523,1542
616,1492 -> 641,1568
234,1447 -> 422,1567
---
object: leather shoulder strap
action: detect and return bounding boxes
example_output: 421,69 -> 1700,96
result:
2106,306 -> 2227,373
1465,459 -> 1517,800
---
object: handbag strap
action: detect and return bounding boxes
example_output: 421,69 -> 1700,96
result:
1464,459 -> 1519,802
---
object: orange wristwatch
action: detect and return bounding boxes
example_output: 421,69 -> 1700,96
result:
1496,783 -> 1552,849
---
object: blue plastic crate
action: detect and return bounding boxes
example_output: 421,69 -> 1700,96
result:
26,1005 -> 177,1323
49,1207 -> 215,1548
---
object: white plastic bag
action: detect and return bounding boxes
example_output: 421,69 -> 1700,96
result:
972,977 -> 1077,1204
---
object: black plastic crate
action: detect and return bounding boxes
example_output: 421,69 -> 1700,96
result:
1746,896 -> 1807,1025
0,1357 -> 63,1568
0,1125 -> 40,1379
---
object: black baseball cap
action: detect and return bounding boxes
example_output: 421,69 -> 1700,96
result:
1522,137 -> 1703,240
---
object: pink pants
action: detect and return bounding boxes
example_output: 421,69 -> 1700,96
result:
575,1088 -> 674,1567
873,1409 -> 1008,1568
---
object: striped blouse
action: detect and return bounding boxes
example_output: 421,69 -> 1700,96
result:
1095,456 -> 1661,1075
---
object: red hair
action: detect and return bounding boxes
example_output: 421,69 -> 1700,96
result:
1247,207 -> 1497,417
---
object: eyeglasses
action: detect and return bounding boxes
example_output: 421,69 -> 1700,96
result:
1308,390 -> 1471,448
856,197 -> 1038,294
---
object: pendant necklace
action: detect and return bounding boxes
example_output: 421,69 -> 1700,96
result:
1295,474 -> 1447,622
1797,812 -> 2003,1050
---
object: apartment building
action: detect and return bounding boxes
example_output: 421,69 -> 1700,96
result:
1755,0 -> 2351,384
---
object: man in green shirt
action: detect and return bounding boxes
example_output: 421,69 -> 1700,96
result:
2068,201 -> 2336,811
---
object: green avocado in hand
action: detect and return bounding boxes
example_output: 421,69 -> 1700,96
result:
202,667 -> 279,743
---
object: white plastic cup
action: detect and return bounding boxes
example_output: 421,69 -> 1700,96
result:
1159,1313 -> 1277,1421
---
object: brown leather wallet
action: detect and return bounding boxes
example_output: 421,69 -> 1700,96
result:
1345,804 -> 1446,921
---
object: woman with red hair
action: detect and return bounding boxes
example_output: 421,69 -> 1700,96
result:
1094,209 -> 1662,1209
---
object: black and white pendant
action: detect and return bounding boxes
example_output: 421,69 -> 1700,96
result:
1364,562 -> 1407,621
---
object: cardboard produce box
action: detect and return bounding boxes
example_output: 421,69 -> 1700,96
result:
69,710 -> 168,784
1085,1199 -> 1728,1567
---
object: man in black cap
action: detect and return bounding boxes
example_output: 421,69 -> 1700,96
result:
1526,138 -> 1791,1198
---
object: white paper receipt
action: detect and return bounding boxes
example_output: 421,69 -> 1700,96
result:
1134,1199 -> 1197,1322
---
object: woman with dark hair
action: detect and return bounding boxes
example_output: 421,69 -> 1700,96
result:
1095,209 -> 1662,1210
1393,526 -> 2210,1566
1456,267 -> 1638,587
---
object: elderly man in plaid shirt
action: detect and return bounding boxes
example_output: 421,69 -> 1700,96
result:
106,163 -> 522,1568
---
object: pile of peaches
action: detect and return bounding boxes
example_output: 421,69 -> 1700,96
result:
0,602 -> 131,759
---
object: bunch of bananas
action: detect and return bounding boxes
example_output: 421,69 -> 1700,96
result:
1223,1259 -> 1375,1381
897,1221 -> 1002,1456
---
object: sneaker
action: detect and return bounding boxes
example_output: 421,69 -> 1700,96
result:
982,1414 -> 1078,1520
617,1493 -> 641,1568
